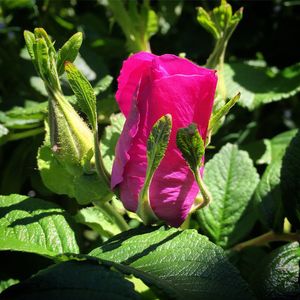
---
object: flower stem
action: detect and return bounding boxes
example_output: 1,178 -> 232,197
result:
232,231 -> 300,252
93,201 -> 129,232
194,170 -> 212,209
93,128 -> 111,187
7,127 -> 44,142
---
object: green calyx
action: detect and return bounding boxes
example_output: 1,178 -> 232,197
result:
176,124 -> 212,210
137,114 -> 172,225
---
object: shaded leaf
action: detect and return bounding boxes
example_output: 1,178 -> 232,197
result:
225,61 -> 300,110
250,242 -> 300,299
254,130 -> 297,230
281,130 -> 300,228
90,226 -> 255,300
1,261 -> 139,300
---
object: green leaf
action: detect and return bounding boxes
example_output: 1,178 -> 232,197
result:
100,113 -> 125,173
33,28 -> 54,52
23,30 -> 37,70
30,76 -> 48,96
0,194 -> 79,257
146,9 -> 158,38
254,130 -> 297,230
97,96 -> 119,123
197,7 -> 220,39
6,101 -> 47,118
2,0 -> 34,10
90,226 -> 255,299
75,206 -> 121,239
93,75 -> 113,96
250,242 -> 300,299
57,32 -> 82,76
57,32 -> 83,76
1,261 -> 139,300
0,124 -> 9,139
281,130 -> 300,228
65,61 -> 97,129
224,61 -> 300,110
176,123 -> 205,172
209,93 -> 240,134
147,114 -> 172,174
229,247 -> 268,282
197,143 -> 259,248
38,145 -> 110,205
0,278 -> 19,294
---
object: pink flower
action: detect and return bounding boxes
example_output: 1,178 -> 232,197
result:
111,52 -> 217,227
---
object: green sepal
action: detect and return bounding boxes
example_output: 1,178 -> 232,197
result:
137,114 -> 172,224
176,123 -> 205,173
147,114 -> 172,172
64,61 -> 110,187
64,61 -> 97,129
33,37 -> 50,82
30,28 -> 60,92
176,124 -> 212,211
57,32 -> 83,76
33,28 -> 55,55
23,30 -> 38,71
208,92 -> 240,135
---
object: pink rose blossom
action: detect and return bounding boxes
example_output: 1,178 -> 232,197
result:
111,52 -> 217,227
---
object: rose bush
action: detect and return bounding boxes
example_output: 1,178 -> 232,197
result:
111,52 -> 217,226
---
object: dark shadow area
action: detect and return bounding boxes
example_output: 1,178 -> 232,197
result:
0,251 -> 52,281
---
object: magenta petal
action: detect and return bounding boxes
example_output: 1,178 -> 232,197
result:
111,96 -> 140,190
112,52 -> 217,227
116,52 -> 154,117
152,54 -> 214,78
148,74 -> 217,226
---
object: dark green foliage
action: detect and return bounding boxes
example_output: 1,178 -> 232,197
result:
281,130 -> 300,228
0,1 -> 300,299
250,242 -> 300,299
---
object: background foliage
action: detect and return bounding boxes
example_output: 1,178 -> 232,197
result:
0,0 -> 300,299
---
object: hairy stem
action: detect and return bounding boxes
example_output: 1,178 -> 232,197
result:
93,128 -> 111,187
194,170 -> 212,209
232,231 -> 300,252
93,200 -> 129,232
